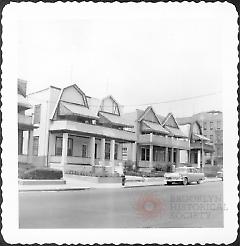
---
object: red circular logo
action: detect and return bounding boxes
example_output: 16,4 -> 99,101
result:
135,194 -> 163,219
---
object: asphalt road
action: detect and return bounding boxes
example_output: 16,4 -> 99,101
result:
19,182 -> 223,228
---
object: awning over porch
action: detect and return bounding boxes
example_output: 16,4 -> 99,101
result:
59,101 -> 99,120
165,126 -> 188,138
193,133 -> 210,141
142,120 -> 169,135
99,112 -> 134,128
49,120 -> 136,142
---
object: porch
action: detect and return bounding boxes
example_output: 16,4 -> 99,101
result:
48,123 -> 136,175
137,145 -> 183,172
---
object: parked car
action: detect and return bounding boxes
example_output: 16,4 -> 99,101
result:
216,169 -> 223,181
164,166 -> 205,185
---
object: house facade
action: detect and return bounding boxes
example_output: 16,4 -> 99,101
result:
18,79 -> 36,164
123,107 -> 190,172
27,84 -> 136,175
179,120 -> 215,167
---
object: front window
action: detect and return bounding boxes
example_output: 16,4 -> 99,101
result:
105,143 -> 110,160
141,147 -> 150,161
34,104 -> 41,124
55,137 -> 73,156
203,122 -> 207,130
82,144 -> 87,158
33,136 -> 39,156
67,138 -> 73,156
210,121 -> 213,130
114,144 -> 118,160
55,137 -> 62,156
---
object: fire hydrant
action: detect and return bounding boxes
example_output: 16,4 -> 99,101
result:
121,175 -> 126,186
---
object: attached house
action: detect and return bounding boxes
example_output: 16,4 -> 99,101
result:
27,84 -> 136,175
18,79 -> 37,164
179,120 -> 215,167
123,106 -> 190,172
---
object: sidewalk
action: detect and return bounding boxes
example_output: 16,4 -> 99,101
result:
18,176 -> 222,192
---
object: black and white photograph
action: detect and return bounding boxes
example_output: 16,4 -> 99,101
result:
1,2 -> 238,245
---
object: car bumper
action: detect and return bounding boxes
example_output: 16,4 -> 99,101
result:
164,178 -> 184,182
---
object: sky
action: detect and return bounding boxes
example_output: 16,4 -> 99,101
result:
17,4 -> 225,117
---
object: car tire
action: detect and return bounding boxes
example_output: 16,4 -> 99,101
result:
167,181 -> 172,185
197,179 -> 201,184
182,178 -> 188,186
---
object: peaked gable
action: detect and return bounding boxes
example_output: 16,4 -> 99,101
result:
163,113 -> 179,128
138,106 -> 160,124
50,84 -> 89,120
60,84 -> 88,107
99,95 -> 120,115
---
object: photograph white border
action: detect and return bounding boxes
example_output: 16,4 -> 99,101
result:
1,2 -> 239,244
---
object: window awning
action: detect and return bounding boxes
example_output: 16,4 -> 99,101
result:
193,133 -> 210,141
18,94 -> 32,109
99,112 -> 134,128
59,101 -> 99,120
165,126 -> 188,138
142,120 -> 169,135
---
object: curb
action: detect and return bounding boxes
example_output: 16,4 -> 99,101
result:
19,187 -> 91,192
124,183 -> 165,188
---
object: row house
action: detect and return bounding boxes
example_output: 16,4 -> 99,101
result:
18,79 -> 37,164
123,107 -> 190,172
27,84 -> 136,175
178,120 -> 215,167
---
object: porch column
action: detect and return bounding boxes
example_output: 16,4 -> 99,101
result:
110,139 -> 115,169
61,133 -> 68,175
132,142 -> 137,170
202,150 -> 205,168
165,147 -> 168,163
149,145 -> 153,169
211,153 -> 214,166
100,138 -> 105,162
90,137 -> 95,166
27,130 -> 33,163
197,150 -> 201,168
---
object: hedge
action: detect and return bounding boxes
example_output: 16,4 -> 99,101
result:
20,167 -> 63,180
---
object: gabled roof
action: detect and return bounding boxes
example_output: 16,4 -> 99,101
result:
59,101 -> 99,120
99,95 -> 121,116
142,120 -> 169,135
165,126 -> 188,138
99,112 -> 134,128
50,84 -> 91,120
137,106 -> 162,125
162,113 -> 180,128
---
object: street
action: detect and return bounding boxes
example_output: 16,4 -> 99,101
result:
19,182 -> 223,228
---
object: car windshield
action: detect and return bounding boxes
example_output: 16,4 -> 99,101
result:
175,167 -> 188,174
